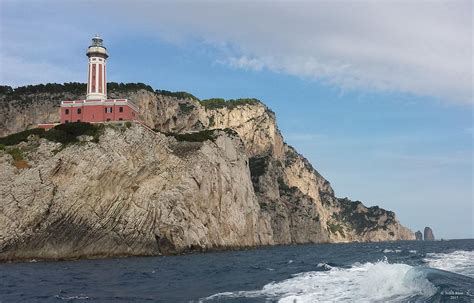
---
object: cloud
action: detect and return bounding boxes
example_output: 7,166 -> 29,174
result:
1,0 -> 472,104
112,0 -> 472,104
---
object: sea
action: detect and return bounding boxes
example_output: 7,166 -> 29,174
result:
0,239 -> 473,302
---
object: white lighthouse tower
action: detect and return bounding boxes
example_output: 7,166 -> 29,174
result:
86,35 -> 108,100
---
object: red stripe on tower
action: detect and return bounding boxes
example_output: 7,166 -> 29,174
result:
92,64 -> 96,93
87,64 -> 91,94
104,65 -> 106,96
99,64 -> 103,93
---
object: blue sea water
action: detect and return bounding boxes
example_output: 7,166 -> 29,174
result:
0,239 -> 473,302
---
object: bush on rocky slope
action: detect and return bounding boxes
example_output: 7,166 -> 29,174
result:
0,122 -> 101,146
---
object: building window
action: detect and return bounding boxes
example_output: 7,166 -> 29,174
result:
77,108 -> 81,114
106,118 -> 111,122
65,109 -> 69,114
77,119 -> 81,122
119,107 -> 123,113
65,120 -> 69,123
105,107 -> 112,113
119,118 -> 123,121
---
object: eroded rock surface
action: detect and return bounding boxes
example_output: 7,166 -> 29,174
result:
0,85 -> 414,261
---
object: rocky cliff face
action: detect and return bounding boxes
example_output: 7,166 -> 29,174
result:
0,84 -> 414,261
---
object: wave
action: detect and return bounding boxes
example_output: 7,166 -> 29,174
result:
201,259 -> 438,302
423,250 -> 474,278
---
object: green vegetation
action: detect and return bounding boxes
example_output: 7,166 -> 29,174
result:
108,82 -> 154,92
165,130 -> 217,143
328,222 -> 345,237
125,121 -> 132,128
6,147 -> 30,169
164,128 -> 237,143
7,148 -> 24,161
249,156 -> 268,179
0,122 -> 102,146
0,128 -> 46,146
284,146 -> 299,166
208,116 -> 215,127
0,83 -> 86,97
199,98 -> 260,110
278,177 -> 294,193
156,90 -> 199,101
178,103 -> 196,115
0,82 -> 155,102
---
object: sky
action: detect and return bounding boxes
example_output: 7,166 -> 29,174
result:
0,0 -> 472,239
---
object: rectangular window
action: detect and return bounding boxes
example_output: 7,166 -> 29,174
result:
77,108 -> 81,114
77,119 -> 81,122
65,120 -> 69,123
119,107 -> 123,113
65,109 -> 69,114
106,118 -> 111,122
104,107 -> 112,113
119,118 -> 123,121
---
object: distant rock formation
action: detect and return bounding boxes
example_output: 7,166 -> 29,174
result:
424,227 -> 435,241
415,230 -> 423,241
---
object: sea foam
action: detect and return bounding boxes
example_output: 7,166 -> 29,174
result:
424,250 -> 474,278
200,259 -> 436,302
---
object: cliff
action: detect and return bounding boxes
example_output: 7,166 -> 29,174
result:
0,83 -> 414,261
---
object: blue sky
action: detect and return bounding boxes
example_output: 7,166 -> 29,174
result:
0,0 -> 472,239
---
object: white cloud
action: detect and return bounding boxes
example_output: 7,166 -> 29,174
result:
1,0 -> 472,104
110,0 -> 472,104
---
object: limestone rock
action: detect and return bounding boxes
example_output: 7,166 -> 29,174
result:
415,230 -> 423,240
424,227 -> 435,241
0,85 -> 415,261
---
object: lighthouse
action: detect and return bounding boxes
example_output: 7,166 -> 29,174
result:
59,35 -> 139,124
86,35 -> 108,100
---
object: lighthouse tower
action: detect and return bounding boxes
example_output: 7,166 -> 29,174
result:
86,35 -> 108,100
58,35 -> 139,125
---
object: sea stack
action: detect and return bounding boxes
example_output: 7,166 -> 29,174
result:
424,227 -> 435,241
415,231 -> 423,241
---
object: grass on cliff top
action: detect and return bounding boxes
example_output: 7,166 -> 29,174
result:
0,122 -> 101,146
156,90 -> 199,101
199,98 -> 260,110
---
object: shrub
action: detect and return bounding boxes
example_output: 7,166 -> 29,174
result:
7,148 -> 23,161
0,122 -> 100,146
166,130 -> 217,143
125,121 -> 132,128
108,82 -> 154,93
199,98 -> 260,110
156,90 -> 199,101
0,128 -> 46,146
328,222 -> 345,237
178,103 -> 196,115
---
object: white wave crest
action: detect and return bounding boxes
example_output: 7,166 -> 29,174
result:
200,259 -> 436,302
424,250 -> 474,278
